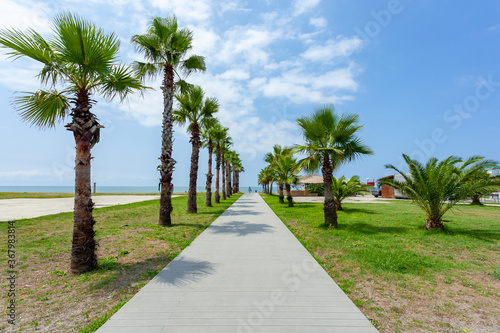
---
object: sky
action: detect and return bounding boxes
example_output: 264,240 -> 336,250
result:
0,0 -> 499,188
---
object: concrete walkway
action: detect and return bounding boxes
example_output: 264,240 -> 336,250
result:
97,193 -> 377,333
0,195 -> 161,221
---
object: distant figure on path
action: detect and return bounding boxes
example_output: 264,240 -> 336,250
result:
248,186 -> 251,193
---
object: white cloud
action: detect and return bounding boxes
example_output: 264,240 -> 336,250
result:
150,0 -> 214,23
218,69 -> 250,81
0,0 -> 51,32
293,0 -> 321,16
250,63 -> 360,104
301,36 -> 364,62
217,26 -> 282,65
309,17 -> 327,29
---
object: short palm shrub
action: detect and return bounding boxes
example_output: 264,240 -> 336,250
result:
380,154 -> 499,230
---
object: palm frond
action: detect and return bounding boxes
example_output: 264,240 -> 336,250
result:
97,64 -> 150,101
13,90 -> 70,128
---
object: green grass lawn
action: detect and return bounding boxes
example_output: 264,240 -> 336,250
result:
262,194 -> 500,333
0,192 -> 240,332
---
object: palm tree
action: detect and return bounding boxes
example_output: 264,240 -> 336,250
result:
173,86 -> 218,213
296,105 -> 373,228
264,145 -> 293,203
211,124 -> 229,204
380,155 -> 500,230
201,117 -> 220,207
0,13 -> 146,273
131,16 -> 205,225
220,137 -> 233,200
332,175 -> 370,210
275,155 -> 301,207
465,169 -> 500,205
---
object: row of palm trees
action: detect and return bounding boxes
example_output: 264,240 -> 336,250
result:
0,13 -> 242,273
259,105 -> 373,228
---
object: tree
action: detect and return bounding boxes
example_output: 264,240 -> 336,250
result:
0,13 -> 146,273
381,154 -> 500,230
131,16 -> 205,225
296,105 -> 373,228
275,154 -> 300,207
332,175 -> 370,210
173,86 -> 218,213
466,169 -> 500,205
220,136 -> 232,200
211,123 -> 229,204
264,145 -> 293,203
201,117 -> 220,207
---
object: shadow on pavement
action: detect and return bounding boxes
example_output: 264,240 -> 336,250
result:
153,259 -> 216,286
210,220 -> 274,236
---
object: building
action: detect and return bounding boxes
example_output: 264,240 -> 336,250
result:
377,174 -> 410,199
486,167 -> 500,177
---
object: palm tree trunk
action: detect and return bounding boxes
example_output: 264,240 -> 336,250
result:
285,183 -> 293,207
471,195 -> 482,205
215,143 -> 221,203
158,65 -> 176,226
187,122 -> 200,213
222,155 -> 226,200
270,182 -> 273,195
205,139 -> 213,207
322,155 -> 337,228
278,184 -> 284,203
425,219 -> 445,230
232,168 -> 237,193
67,89 -> 99,274
335,201 -> 343,211
226,162 -> 231,197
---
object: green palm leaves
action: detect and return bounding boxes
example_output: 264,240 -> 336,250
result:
131,16 -> 205,83
0,12 -> 145,128
381,155 -> 500,229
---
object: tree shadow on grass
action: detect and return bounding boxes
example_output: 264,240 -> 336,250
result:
444,228 -> 500,243
339,207 -> 377,215
318,222 -> 407,235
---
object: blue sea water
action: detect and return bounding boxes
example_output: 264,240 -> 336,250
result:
0,186 -> 262,194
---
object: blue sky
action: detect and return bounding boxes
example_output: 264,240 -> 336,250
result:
1,0 -> 499,188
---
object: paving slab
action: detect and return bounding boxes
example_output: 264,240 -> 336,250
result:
0,195 -> 161,221
97,193 -> 377,332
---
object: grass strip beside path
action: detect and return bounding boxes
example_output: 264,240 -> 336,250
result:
0,193 -> 241,332
262,194 -> 500,333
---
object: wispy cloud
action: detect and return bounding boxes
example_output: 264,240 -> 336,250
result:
301,36 -> 364,62
292,0 -> 321,16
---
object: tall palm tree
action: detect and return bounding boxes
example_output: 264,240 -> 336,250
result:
381,155 -> 500,230
331,175 -> 370,210
131,16 -> 205,225
275,154 -> 301,207
0,13 -> 146,273
173,86 -> 218,213
226,150 -> 239,197
296,105 -> 373,228
201,117 -> 220,207
220,136 -> 232,200
211,124 -> 229,204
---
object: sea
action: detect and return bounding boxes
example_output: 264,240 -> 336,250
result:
0,186 -> 262,194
